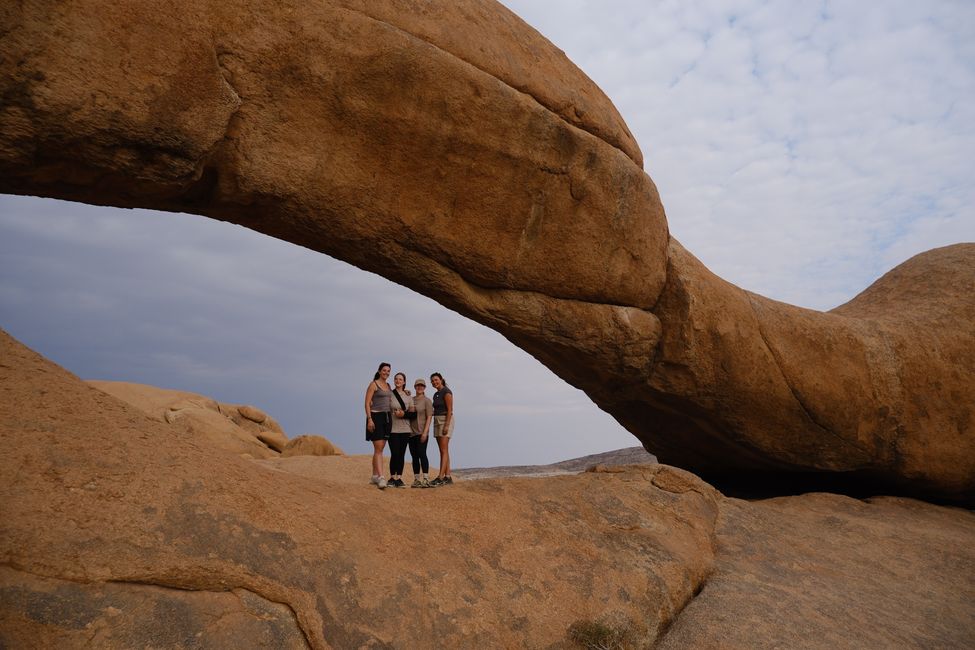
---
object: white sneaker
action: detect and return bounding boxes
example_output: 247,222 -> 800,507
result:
370,475 -> 380,485
377,477 -> 388,490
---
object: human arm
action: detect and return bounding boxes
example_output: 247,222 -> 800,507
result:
365,382 -> 376,431
393,390 -> 407,418
420,399 -> 432,442
444,391 -> 453,428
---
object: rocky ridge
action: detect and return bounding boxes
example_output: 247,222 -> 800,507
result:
0,329 -> 718,648
454,446 -> 657,480
1,329 -> 973,648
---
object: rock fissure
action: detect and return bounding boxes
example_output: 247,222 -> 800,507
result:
198,46 -> 244,175
396,240 -> 664,316
107,574 -> 318,647
334,3 -> 639,165
657,563 -> 714,643
746,294 -> 872,461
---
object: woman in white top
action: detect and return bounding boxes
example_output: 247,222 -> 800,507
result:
387,372 -> 416,488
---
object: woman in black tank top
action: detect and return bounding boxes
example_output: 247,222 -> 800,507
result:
429,372 -> 455,486
365,362 -> 392,489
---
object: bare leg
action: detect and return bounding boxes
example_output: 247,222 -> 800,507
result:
372,440 -> 386,478
437,436 -> 450,478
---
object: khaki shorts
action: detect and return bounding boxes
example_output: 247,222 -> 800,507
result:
433,415 -> 454,438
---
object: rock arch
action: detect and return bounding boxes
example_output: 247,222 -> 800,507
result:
2,0 -> 972,501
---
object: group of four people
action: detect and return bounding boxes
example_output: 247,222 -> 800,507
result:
365,362 -> 454,489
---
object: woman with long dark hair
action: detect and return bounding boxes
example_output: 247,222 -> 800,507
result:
429,372 -> 454,486
364,362 -> 393,489
387,371 -> 415,488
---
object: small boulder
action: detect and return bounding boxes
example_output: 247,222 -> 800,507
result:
256,430 -> 288,453
281,435 -> 343,457
237,405 -> 267,424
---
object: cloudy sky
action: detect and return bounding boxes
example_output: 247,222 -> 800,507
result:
1,0 -> 973,468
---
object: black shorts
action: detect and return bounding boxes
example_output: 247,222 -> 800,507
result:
366,411 -> 391,441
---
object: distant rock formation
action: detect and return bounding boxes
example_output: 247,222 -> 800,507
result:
281,434 -> 344,457
454,446 -> 656,480
2,329 -> 972,648
88,380 -> 288,459
1,0 -> 971,500
86,381 -> 343,460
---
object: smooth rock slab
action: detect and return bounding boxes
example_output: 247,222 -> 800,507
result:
0,567 -> 308,649
658,493 -> 975,649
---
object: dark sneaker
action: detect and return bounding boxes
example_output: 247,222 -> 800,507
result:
442,476 -> 454,485
429,477 -> 443,487
393,478 -> 406,488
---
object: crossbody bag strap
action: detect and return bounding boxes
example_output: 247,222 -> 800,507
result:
392,389 -> 407,411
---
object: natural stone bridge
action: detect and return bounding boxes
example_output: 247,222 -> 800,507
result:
2,0 -> 972,501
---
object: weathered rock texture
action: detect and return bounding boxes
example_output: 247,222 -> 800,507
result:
1,0 -> 972,500
0,568 -> 309,649
4,330 -> 974,648
87,380 -> 289,459
0,329 -> 720,648
658,494 -> 975,649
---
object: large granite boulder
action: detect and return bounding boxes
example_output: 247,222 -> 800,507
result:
0,329 -> 719,648
87,380 -> 287,459
4,330 -> 973,648
1,0 -> 971,501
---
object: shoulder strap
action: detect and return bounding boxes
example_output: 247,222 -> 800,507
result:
392,389 -> 407,410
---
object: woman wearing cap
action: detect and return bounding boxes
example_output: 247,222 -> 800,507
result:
429,372 -> 454,486
408,377 -> 434,487
387,372 -> 415,488
365,362 -> 393,489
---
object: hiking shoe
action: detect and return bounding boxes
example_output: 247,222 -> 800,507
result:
411,478 -> 422,488
377,477 -> 388,490
442,476 -> 454,485
393,478 -> 406,488
421,478 -> 432,488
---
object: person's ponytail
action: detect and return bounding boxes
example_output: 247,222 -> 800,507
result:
374,362 -> 391,381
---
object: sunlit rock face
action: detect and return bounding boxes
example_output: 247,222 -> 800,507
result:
0,329 -> 721,648
1,0 -> 972,501
3,329 -> 974,649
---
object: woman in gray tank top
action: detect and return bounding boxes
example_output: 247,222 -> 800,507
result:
365,362 -> 393,489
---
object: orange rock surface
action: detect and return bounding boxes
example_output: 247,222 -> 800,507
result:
0,329 -> 720,647
1,0 -> 971,501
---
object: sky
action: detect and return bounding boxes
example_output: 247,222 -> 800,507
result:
1,0 -> 973,468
